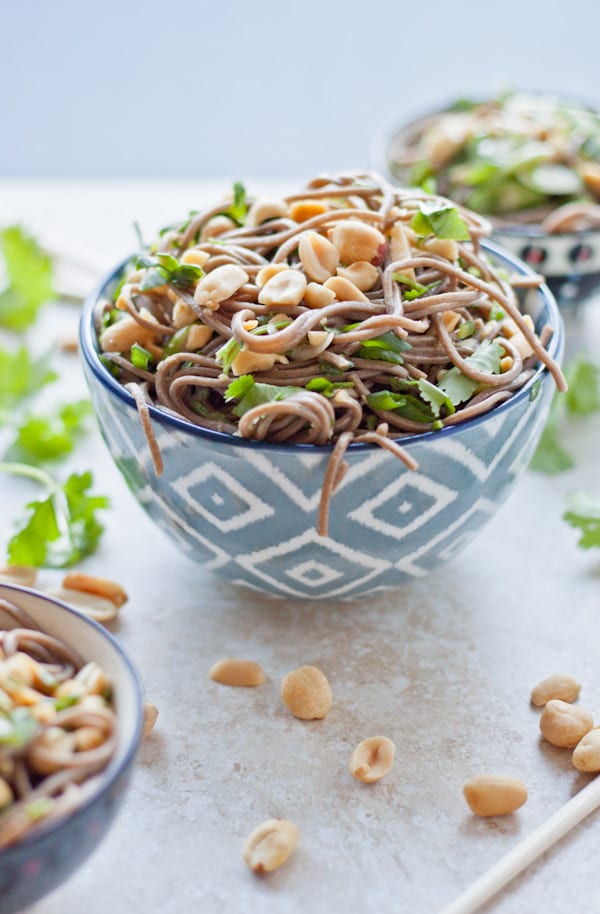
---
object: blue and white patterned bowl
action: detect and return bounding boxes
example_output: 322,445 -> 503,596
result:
80,241 -> 563,600
0,584 -> 143,914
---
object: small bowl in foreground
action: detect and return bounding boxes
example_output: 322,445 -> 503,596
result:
80,240 -> 563,600
0,584 -> 143,914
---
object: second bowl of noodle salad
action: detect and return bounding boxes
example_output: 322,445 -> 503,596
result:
373,92 -> 600,307
80,172 -> 565,600
0,583 -> 143,914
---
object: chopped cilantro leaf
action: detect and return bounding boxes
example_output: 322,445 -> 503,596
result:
0,347 -> 57,409
438,339 -> 503,405
215,337 -> 241,374
417,379 -> 456,418
131,343 -> 154,370
0,226 -> 55,330
410,203 -> 470,241
564,492 -> 600,549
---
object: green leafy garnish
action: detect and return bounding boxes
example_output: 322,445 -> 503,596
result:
136,253 -> 204,291
215,337 -> 242,374
1,465 -> 109,568
0,226 -> 55,330
564,493 -> 600,550
131,343 -> 154,370
4,400 -> 92,463
0,707 -> 38,748
417,379 -> 456,418
410,203 -> 470,241
358,331 -> 412,365
220,181 -> 248,226
25,798 -> 53,821
457,321 -> 476,340
305,377 -> 354,397
438,339 -> 504,406
531,358 -> 599,474
54,694 -> 80,711
366,389 -> 435,424
225,376 -> 302,417
0,347 -> 57,409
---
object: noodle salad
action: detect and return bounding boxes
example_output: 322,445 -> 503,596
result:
95,172 -> 565,534
385,93 -> 600,232
0,599 -> 117,847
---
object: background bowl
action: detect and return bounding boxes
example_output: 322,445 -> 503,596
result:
371,100 -> 600,309
0,584 -> 143,914
80,241 -> 563,600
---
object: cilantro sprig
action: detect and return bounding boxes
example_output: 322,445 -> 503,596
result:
564,493 -> 600,550
0,464 -> 109,568
0,226 -> 55,330
135,253 -> 204,292
410,202 -> 470,241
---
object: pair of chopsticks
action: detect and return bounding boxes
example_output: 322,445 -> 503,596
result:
439,775 -> 600,913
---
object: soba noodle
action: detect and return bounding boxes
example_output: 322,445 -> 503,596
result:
0,598 -> 117,848
95,172 -> 565,534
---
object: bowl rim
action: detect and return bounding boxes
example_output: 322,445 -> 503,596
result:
370,90 -> 600,240
79,238 -> 564,455
0,582 -> 144,861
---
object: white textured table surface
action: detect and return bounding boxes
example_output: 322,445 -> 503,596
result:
1,181 -> 599,914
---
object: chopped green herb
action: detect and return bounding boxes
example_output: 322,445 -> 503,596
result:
136,253 -> 204,291
1,465 -> 109,568
0,347 -> 57,409
417,379 -> 456,418
4,400 -> 92,463
457,320 -> 476,340
358,331 -> 412,365
54,694 -> 79,711
564,492 -> 600,550
25,798 -> 53,822
220,181 -> 248,226
0,707 -> 37,748
410,203 -> 470,241
215,337 -> 242,374
225,377 -> 303,417
438,339 -> 504,406
162,326 -> 190,358
131,343 -> 154,370
0,226 -> 55,330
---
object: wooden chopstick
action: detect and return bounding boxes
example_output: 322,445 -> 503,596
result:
438,775 -> 600,914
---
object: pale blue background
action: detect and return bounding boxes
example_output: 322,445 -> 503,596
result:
1,0 -> 597,177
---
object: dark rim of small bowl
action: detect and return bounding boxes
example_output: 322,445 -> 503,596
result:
370,91 -> 600,241
79,238 -> 563,455
0,582 -> 144,861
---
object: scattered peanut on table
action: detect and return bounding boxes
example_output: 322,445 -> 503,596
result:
530,674 -> 581,707
209,658 -> 266,687
243,818 -> 299,874
463,775 -> 528,817
142,702 -> 159,741
280,665 -> 332,720
572,727 -> 600,772
539,699 -> 594,748
349,736 -> 396,783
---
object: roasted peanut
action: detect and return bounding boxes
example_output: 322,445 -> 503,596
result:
324,275 -> 368,302
579,161 -> 600,196
172,298 -> 198,329
280,665 -> 332,720
180,248 -> 210,267
231,349 -> 281,376
329,221 -> 386,265
463,775 -> 528,817
441,310 -> 461,333
336,261 -> 379,292
142,701 -> 159,741
199,215 -> 236,241
75,726 -> 105,751
209,658 -> 266,687
258,269 -> 307,307
61,573 -> 128,608
0,565 -> 38,587
289,199 -> 329,222
187,324 -> 213,350
501,315 -> 535,359
100,316 -> 159,352
530,674 -> 581,707
572,728 -> 600,772
46,587 -> 119,625
304,282 -> 336,309
298,231 -> 339,282
256,263 -> 289,287
500,355 -> 514,373
55,678 -> 87,701
193,264 -> 249,308
243,818 -> 299,874
75,662 -> 110,695
389,222 -> 415,281
246,199 -> 289,227
349,736 -> 395,783
540,699 -> 594,748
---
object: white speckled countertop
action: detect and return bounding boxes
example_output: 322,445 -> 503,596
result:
1,181 -> 599,914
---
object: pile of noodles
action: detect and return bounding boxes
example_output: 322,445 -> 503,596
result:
0,599 -> 117,848
95,172 -> 565,534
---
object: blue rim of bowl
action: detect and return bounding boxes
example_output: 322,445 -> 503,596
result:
370,92 -> 600,241
79,238 -> 564,455
0,582 -> 144,859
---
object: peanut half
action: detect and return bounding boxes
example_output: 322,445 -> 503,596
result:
193,264 -> 249,308
0,565 -> 38,587
463,775 -> 528,817
530,674 -> 581,707
209,658 -> 266,687
61,572 -> 128,608
258,269 -> 307,308
572,727 -> 600,772
280,665 -> 332,720
349,736 -> 395,783
329,221 -> 386,265
298,231 -> 339,282
540,699 -> 594,748
46,587 -> 119,625
243,818 -> 299,874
